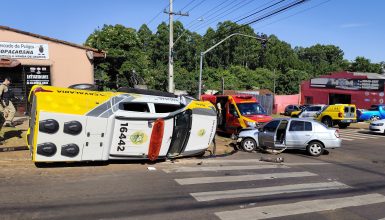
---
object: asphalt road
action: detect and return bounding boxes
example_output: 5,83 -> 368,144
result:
1,128 -> 385,220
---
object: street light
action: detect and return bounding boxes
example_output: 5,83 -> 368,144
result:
198,33 -> 267,99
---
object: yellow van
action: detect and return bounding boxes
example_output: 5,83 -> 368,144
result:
315,104 -> 356,128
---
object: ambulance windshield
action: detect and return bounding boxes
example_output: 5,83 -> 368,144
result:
237,103 -> 266,115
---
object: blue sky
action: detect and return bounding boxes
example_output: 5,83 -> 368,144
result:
1,0 -> 384,63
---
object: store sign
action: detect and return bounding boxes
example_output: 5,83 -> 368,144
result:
25,66 -> 51,85
310,78 -> 385,91
0,42 -> 49,59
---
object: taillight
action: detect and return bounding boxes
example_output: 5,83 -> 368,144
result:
148,119 -> 164,161
34,87 -> 53,93
338,112 -> 343,117
335,129 -> 340,138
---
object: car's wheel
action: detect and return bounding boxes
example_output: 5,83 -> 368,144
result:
338,123 -> 349,129
241,138 -> 257,152
322,117 -> 333,127
307,141 -> 324,157
370,115 -> 380,121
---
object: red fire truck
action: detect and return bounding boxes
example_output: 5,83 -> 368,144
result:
201,94 -> 273,134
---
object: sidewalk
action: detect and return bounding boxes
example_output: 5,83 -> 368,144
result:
0,116 -> 29,152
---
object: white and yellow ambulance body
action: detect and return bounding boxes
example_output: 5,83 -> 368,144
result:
27,86 -> 217,164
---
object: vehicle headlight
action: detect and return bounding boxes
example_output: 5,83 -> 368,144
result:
372,123 -> 384,126
246,121 -> 256,128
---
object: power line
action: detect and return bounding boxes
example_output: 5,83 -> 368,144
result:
191,0 -> 256,32
180,0 -> 197,11
241,0 -> 308,27
175,0 -> 206,21
147,0 -> 176,26
181,0 -> 231,29
235,0 -> 287,23
253,0 -> 331,30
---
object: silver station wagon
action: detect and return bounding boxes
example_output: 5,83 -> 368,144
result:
236,118 -> 342,156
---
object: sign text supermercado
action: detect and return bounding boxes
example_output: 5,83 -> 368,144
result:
0,42 -> 49,59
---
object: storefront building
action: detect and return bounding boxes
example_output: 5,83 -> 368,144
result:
301,71 -> 385,109
0,26 -> 105,114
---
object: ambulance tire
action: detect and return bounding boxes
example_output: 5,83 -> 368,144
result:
68,83 -> 98,91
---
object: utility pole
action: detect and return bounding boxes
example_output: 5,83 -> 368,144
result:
164,0 -> 188,93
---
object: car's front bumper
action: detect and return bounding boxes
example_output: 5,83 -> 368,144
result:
369,125 -> 385,134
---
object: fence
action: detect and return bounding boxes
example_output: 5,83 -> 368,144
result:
235,91 -> 274,115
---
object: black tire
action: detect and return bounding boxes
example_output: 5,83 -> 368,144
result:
322,117 -> 333,127
338,123 -> 349,129
306,141 -> 324,157
241,138 -> 257,152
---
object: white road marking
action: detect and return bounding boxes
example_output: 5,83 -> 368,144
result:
339,134 -> 366,139
340,133 -> 379,138
163,164 -> 289,173
176,171 -> 317,185
341,137 -> 354,141
191,181 -> 349,202
280,162 -> 330,166
214,193 -> 385,220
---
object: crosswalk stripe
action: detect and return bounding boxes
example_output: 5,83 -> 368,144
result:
176,171 -> 317,185
340,133 -> 379,138
341,137 -> 354,141
339,135 -> 366,139
163,164 -> 289,173
214,193 -> 385,220
191,181 -> 350,202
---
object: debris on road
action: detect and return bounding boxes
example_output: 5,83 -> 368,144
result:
260,156 -> 284,163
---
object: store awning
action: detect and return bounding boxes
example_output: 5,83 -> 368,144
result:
0,58 -> 21,68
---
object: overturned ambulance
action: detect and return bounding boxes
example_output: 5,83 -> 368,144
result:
26,86 -> 217,164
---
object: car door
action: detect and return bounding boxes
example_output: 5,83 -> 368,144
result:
285,120 -> 313,148
259,120 -> 280,147
226,103 -> 241,132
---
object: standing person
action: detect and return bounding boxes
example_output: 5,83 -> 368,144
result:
0,77 -> 16,127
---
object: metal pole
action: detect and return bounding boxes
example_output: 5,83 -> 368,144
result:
168,0 -> 174,93
197,33 -> 267,99
198,52 -> 203,99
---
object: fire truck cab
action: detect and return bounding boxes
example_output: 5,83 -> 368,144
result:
201,94 -> 272,134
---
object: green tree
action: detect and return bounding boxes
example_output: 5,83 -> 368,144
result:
85,24 -> 149,89
349,56 -> 381,73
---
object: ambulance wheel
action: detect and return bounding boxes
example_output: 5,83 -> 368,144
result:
241,138 -> 257,152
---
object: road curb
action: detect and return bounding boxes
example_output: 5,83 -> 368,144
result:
0,146 -> 28,152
